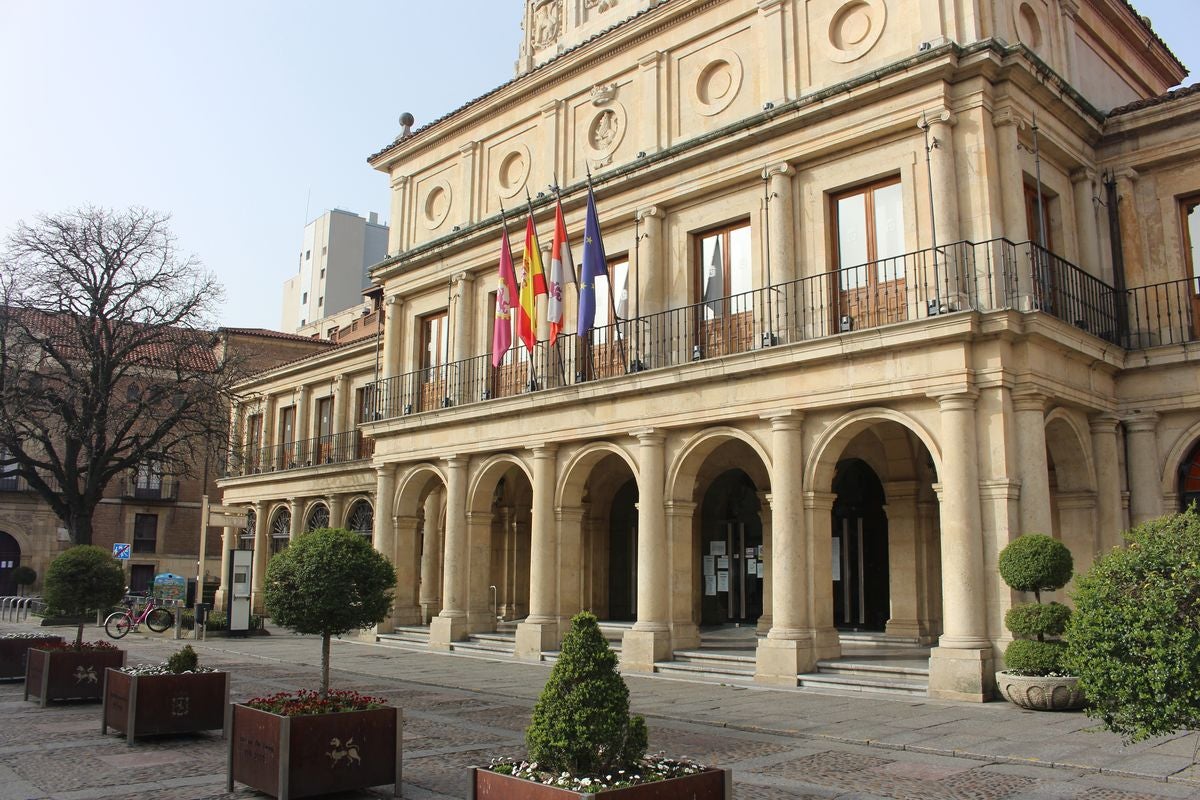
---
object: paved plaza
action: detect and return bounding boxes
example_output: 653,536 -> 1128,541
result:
1,619 -> 1197,799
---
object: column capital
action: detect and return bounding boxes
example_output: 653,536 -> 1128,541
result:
762,409 -> 803,430
1059,0 -> 1080,17
465,510 -> 493,526
1114,167 -> 1140,185
992,107 -> 1028,130
442,454 -> 469,470
556,507 -> 585,524
375,464 -> 395,480
930,389 -> 979,410
918,108 -> 957,129
636,205 -> 663,221
384,294 -> 402,307
540,99 -> 561,118
757,0 -> 786,13
390,174 -> 409,190
527,443 -> 558,459
637,50 -> 665,69
1011,388 -> 1048,413
1070,167 -> 1098,185
458,140 -> 478,157
804,490 -> 837,511
453,270 -> 475,286
1088,412 -> 1120,433
630,427 -> 666,446
664,500 -> 696,517
761,162 -> 795,180
1123,411 -> 1158,433
394,514 -> 421,529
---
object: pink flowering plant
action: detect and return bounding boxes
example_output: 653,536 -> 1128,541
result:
39,639 -> 118,653
243,689 -> 389,717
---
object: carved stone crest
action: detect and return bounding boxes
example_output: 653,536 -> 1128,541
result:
591,82 -> 617,106
590,110 -> 620,150
532,0 -> 561,51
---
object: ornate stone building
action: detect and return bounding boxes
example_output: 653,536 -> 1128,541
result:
217,0 -> 1199,701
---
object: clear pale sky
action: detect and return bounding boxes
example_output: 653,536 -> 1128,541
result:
0,1 -> 1193,331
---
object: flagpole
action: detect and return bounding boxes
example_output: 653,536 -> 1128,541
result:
496,199 -> 515,398
550,176 -> 569,387
633,212 -> 644,372
585,166 -> 628,373
523,189 -> 541,392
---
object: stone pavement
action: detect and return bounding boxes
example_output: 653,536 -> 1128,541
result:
1,618 -> 1197,799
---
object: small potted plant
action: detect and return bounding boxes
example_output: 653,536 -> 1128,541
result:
227,527 -> 401,800
473,611 -> 732,798
102,644 -> 230,743
25,545 -> 126,706
0,631 -> 63,679
995,533 -> 1085,710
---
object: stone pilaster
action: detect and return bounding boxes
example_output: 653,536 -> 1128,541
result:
430,456 -> 469,647
1013,390 -> 1052,536
251,501 -> 268,614
1125,412 -> 1160,525
1089,413 -> 1124,550
517,445 -> 560,658
622,429 -> 671,670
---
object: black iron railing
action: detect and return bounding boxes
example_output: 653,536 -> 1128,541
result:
226,430 -> 373,477
1124,276 -> 1200,349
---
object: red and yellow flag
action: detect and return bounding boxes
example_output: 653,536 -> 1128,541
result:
517,214 -> 547,352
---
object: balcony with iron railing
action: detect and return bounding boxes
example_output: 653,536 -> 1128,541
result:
117,475 -> 180,501
225,429 -> 374,478
360,238 -> 1148,423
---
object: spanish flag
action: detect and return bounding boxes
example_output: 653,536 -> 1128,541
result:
517,214 -> 547,352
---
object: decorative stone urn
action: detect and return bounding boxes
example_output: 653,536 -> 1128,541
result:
995,671 -> 1085,711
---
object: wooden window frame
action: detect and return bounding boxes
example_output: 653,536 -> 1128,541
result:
830,176 -> 907,329
693,221 -> 752,313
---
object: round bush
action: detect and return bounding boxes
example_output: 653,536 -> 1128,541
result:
43,545 -> 126,645
526,611 -> 647,776
1004,638 -> 1068,675
999,534 -> 1074,596
12,565 -> 36,587
1065,508 -> 1200,742
1005,601 -> 1071,639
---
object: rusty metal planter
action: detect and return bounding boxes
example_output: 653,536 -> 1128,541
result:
469,766 -> 732,799
228,703 -> 402,800
102,669 -> 230,743
0,636 -> 62,679
24,647 -> 125,706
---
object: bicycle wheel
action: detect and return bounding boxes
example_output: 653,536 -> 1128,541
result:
104,611 -> 132,639
146,607 -> 173,632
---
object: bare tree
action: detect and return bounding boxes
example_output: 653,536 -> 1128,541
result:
0,207 -> 235,545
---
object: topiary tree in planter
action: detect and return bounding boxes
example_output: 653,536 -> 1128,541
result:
995,533 -> 1083,710
12,565 -> 36,595
526,610 -> 647,776
42,545 -> 126,646
1065,508 -> 1200,741
263,527 -> 396,696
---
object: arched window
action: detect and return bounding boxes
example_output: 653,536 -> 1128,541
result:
270,508 -> 291,555
1179,441 -> 1200,511
306,504 -> 330,532
347,500 -> 374,539
240,509 -> 256,549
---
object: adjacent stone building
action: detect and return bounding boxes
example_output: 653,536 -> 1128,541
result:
217,0 -> 1199,701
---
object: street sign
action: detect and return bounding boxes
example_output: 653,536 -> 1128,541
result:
208,503 -> 249,528
113,543 -> 131,560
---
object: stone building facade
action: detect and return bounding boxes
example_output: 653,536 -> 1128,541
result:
217,0 -> 1199,701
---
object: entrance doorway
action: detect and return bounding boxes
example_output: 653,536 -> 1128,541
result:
0,532 -> 20,596
607,479 -> 637,621
700,470 -> 763,625
831,459 -> 890,631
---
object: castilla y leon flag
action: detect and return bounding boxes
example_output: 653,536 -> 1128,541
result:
576,186 -> 608,337
517,213 -> 547,353
491,218 -> 519,367
547,197 -> 576,345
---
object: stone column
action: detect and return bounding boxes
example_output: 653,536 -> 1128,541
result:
517,445 -> 560,658
381,295 -> 403,383
922,110 -> 961,304
430,456 -> 469,647
756,411 -> 815,684
1125,412 -> 1161,525
1115,169 -> 1143,285
391,514 -> 423,626
371,465 -> 397,633
665,500 -> 700,650
635,206 -> 664,313
215,525 -> 236,612
805,491 -> 841,659
556,507 -> 585,629
1013,390 -> 1052,536
327,494 -> 346,530
993,109 -> 1028,305
288,497 -> 303,542
755,491 -> 773,634
880,481 -> 923,639
927,391 -> 994,702
466,510 -> 498,633
388,175 -> 408,254
762,163 -> 797,285
1089,413 -> 1124,551
451,272 -> 476,402
251,501 -> 268,614
623,429 -> 671,670
1058,0 -> 1081,87
418,489 -> 443,623
540,101 -> 561,186
227,400 -> 243,475
1071,168 -> 1101,274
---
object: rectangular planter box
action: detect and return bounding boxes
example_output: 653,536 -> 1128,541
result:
24,647 -> 125,706
470,766 -> 732,800
102,669 -> 230,743
228,703 -> 402,800
0,636 -> 62,679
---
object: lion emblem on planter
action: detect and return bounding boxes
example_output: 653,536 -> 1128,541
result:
74,665 -> 98,684
327,737 -> 362,768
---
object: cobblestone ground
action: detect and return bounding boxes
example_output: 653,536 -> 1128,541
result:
0,630 -> 1197,799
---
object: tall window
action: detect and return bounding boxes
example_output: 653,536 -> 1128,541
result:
696,223 -> 751,318
420,311 -> 449,382
1025,183 -> 1054,249
1181,195 -> 1200,340
134,458 -> 163,499
833,179 -> 906,327
593,257 -> 629,344
133,513 -> 158,554
245,413 -> 263,471
355,385 -> 376,424
315,396 -> 334,462
278,405 -> 296,468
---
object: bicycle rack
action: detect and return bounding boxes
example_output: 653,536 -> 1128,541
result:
0,596 -> 44,622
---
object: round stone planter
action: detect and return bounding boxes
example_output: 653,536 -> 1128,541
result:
995,671 -> 1085,711
470,765 -> 732,799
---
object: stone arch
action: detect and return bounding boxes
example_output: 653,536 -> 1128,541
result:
1161,419 -> 1200,503
304,500 -> 330,531
394,462 -> 448,519
666,426 -> 773,503
1045,408 -> 1095,493
558,441 -> 637,508
467,453 -> 533,515
0,522 -> 34,557
806,407 -> 941,492
346,499 -> 374,535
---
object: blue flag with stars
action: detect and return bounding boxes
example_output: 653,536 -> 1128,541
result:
576,186 -> 607,337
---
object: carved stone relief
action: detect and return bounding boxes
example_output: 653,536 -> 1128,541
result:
693,49 -> 743,117
532,0 -> 562,51
585,102 -> 627,167
826,0 -> 887,64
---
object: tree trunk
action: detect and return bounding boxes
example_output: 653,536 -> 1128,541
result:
321,633 -> 330,697
68,510 -> 95,546
75,621 -> 85,647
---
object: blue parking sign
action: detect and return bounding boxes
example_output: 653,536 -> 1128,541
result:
113,543 -> 131,560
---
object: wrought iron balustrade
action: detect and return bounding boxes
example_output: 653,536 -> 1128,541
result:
227,430 -> 370,477
1124,276 -> 1200,348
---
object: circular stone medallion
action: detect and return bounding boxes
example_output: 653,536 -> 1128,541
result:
827,0 -> 887,64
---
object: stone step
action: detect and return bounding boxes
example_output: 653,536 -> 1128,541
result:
377,632 -> 429,647
653,659 -> 756,681
796,671 -> 928,696
451,639 -> 514,655
467,632 -> 516,644
836,632 -> 923,648
816,659 -> 929,678
671,649 -> 757,665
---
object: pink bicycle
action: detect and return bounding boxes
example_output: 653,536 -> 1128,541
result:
104,595 -> 174,638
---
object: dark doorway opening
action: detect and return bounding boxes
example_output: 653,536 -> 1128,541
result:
700,470 -> 763,625
0,532 -> 20,596
607,479 -> 638,622
832,459 -> 890,631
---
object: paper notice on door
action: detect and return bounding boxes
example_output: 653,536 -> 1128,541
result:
716,571 -> 729,592
756,561 -> 764,578
832,537 -> 842,581
705,575 -> 717,596
703,555 -> 715,576
717,555 -> 729,571
747,558 -> 756,575
710,541 -> 726,556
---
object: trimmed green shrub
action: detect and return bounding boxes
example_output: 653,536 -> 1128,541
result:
166,644 -> 200,674
999,534 -> 1074,600
525,611 -> 647,776
999,534 -> 1074,676
43,546 -> 126,645
12,565 -> 36,593
1004,602 -> 1071,639
1065,508 -> 1200,742
265,528 -> 395,696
